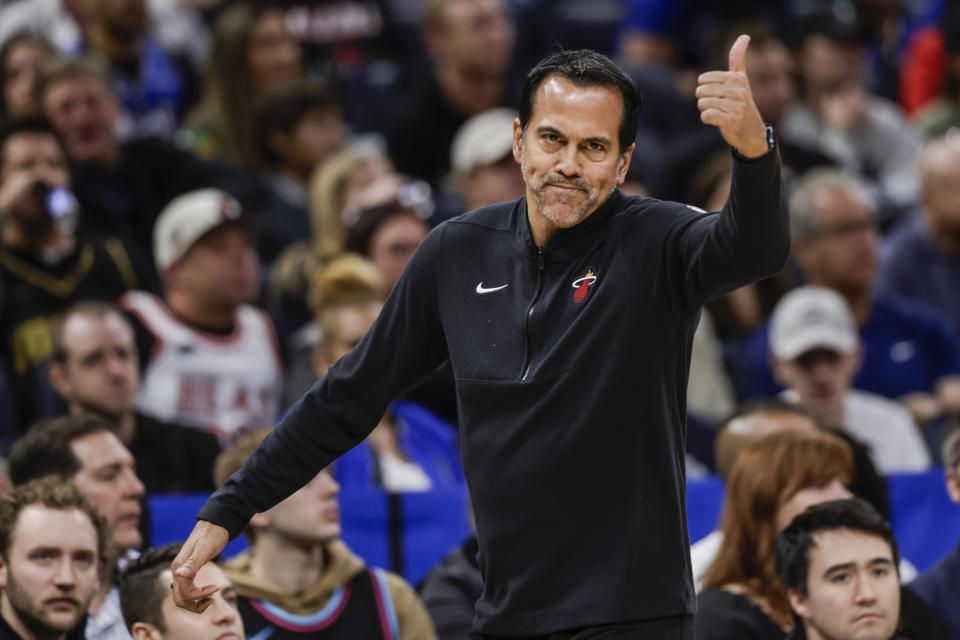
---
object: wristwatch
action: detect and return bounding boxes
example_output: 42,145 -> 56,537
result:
765,124 -> 776,152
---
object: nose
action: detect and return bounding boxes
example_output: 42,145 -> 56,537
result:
53,558 -> 77,588
554,144 -> 581,178
855,573 -> 878,604
123,467 -> 145,498
212,593 -> 240,626
320,470 -> 340,496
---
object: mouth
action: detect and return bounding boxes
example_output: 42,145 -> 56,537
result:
853,612 -> 884,624
322,505 -> 340,522
45,597 -> 79,610
216,633 -> 241,640
545,183 -> 584,193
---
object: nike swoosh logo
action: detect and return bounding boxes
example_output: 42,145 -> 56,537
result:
476,282 -> 509,294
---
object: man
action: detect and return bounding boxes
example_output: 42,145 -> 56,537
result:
175,42 -> 787,639
775,499 -> 903,640
769,286 -> 932,474
0,117 -> 140,435
48,302 -> 220,493
450,107 -> 527,213
9,415 -> 146,640
747,168 -> 960,423
878,136 -> 960,330
908,421 -> 960,638
0,477 -> 106,640
38,56 -> 259,281
253,82 -> 344,264
119,544 -> 243,640
384,0 -> 516,187
121,189 -> 282,444
212,429 -> 435,638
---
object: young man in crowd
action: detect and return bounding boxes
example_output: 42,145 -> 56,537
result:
48,301 -> 220,493
121,189 -> 282,444
0,477 -> 107,640
775,499 -> 904,640
9,415 -> 146,639
119,543 -> 243,640
211,429 -> 435,639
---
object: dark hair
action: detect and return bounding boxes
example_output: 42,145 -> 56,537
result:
255,81 -> 340,168
0,116 -> 64,168
774,498 -> 899,598
8,414 -> 113,485
519,49 -> 641,154
0,476 -> 108,562
119,542 -> 182,632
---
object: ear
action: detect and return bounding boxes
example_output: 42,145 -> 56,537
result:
0,554 -> 8,589
787,587 -> 811,620
311,347 -> 330,379
48,361 -> 71,398
512,117 -> 524,166
946,467 -> 960,505
131,622 -> 163,640
616,143 -> 636,186
769,354 -> 791,387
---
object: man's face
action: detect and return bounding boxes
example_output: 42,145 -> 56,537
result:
746,40 -> 795,127
70,431 -> 145,552
514,75 -> 633,242
171,224 -> 258,312
253,468 -> 341,543
95,0 -> 147,42
790,528 -> 900,640
282,107 -> 344,178
52,312 -> 139,418
433,0 -> 514,78
368,213 -> 429,291
798,188 -> 879,293
0,506 -> 100,636
153,564 -> 242,640
773,347 -> 861,422
461,154 -> 526,211
43,75 -> 119,165
0,132 -> 71,232
919,146 -> 960,248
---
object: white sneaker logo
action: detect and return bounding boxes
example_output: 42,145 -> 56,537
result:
476,282 -> 509,294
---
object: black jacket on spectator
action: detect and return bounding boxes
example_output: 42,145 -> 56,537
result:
130,412 -> 221,493
420,535 -> 482,640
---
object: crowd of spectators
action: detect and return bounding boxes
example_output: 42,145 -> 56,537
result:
0,0 -> 957,637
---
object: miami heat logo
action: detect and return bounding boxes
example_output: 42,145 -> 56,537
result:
571,269 -> 598,303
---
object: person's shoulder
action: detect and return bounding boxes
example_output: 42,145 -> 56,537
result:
883,219 -> 936,260
845,389 -> 914,425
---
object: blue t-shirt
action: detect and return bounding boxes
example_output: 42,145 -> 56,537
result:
878,220 -> 960,331
746,294 -> 960,399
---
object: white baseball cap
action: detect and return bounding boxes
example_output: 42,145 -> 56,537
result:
769,286 -> 858,360
450,108 -> 518,175
153,188 -> 243,272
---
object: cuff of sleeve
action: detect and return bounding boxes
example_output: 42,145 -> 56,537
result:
732,125 -> 777,163
196,492 -> 252,540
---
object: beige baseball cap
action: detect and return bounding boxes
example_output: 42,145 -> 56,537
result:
450,108 -> 518,175
769,286 -> 859,360
153,188 -> 243,272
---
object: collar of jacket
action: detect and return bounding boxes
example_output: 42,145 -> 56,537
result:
515,188 -> 623,263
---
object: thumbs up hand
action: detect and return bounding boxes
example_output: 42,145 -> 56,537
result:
696,34 -> 769,158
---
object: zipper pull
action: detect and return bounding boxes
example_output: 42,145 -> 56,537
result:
537,246 -> 544,271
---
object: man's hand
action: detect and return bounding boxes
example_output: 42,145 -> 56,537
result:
696,34 -> 769,158
171,520 -> 229,613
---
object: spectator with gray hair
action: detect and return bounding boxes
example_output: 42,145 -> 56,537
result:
746,167 -> 960,425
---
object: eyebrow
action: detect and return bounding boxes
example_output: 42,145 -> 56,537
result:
823,557 -> 894,577
535,125 -> 613,148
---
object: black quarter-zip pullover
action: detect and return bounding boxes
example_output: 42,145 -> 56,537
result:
199,145 -> 789,635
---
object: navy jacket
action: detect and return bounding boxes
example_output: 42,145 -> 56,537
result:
199,145 -> 789,635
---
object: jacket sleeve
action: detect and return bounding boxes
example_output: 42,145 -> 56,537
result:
385,572 -> 439,640
197,225 -> 449,536
660,143 -> 790,315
